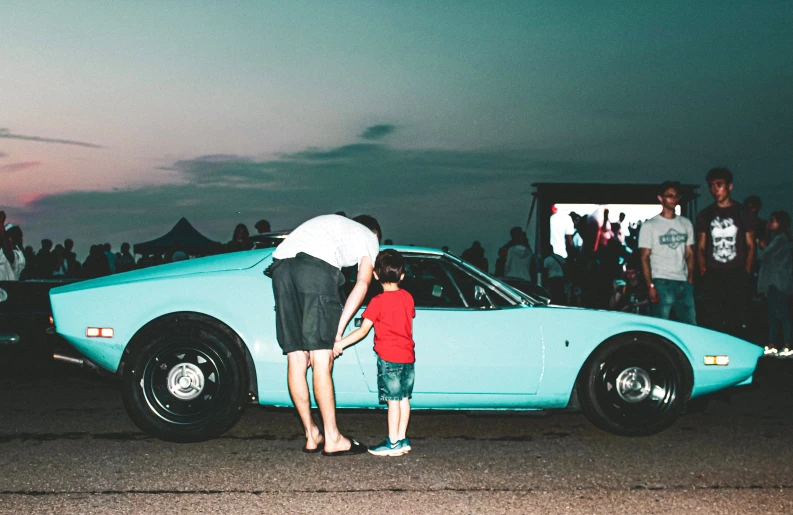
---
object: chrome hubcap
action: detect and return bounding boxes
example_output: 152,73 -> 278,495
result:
615,366 -> 652,403
166,363 -> 205,400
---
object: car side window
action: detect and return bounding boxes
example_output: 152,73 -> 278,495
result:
341,265 -> 383,305
442,260 -> 512,308
343,256 -> 470,308
401,257 -> 465,308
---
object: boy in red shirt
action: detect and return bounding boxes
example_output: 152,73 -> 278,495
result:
333,249 -> 415,456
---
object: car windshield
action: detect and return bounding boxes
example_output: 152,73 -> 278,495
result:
445,254 -> 540,306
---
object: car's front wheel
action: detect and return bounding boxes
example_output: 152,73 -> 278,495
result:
578,334 -> 690,437
121,314 -> 249,442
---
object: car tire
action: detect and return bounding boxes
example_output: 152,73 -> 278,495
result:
121,313 -> 249,443
578,333 -> 690,437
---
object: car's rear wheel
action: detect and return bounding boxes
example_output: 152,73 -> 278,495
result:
121,314 -> 249,442
578,334 -> 690,437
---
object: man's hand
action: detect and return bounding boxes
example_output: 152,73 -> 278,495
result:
648,286 -> 659,304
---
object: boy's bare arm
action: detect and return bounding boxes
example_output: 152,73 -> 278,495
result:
333,318 -> 373,357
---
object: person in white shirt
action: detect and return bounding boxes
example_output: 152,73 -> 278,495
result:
549,206 -> 575,259
542,243 -> 567,304
638,181 -> 696,324
504,231 -> 534,280
0,211 -> 26,282
270,214 -> 380,456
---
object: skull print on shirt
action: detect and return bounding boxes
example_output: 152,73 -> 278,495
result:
710,217 -> 738,263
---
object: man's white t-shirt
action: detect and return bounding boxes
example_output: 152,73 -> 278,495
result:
0,248 -> 25,281
550,212 -> 574,259
638,214 -> 694,282
273,215 -> 379,269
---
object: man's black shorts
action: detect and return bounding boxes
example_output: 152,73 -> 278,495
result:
270,253 -> 345,354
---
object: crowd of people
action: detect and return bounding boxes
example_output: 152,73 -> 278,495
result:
0,218 -> 275,280
459,168 -> 792,355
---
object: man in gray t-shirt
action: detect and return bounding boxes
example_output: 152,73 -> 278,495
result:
638,181 -> 696,324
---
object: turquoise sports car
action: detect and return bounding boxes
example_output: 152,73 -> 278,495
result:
50,247 -> 762,442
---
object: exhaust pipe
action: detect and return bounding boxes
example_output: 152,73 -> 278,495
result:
53,353 -> 104,373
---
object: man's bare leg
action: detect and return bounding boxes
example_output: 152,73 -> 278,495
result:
310,349 -> 351,452
287,351 -> 323,450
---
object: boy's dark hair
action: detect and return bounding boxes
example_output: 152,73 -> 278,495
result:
374,249 -> 405,283
352,214 -> 381,242
705,167 -> 733,185
658,180 -> 682,197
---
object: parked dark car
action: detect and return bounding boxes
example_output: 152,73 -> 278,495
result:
0,279 -> 80,371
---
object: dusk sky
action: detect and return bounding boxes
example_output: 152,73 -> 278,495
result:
2,1 -> 791,260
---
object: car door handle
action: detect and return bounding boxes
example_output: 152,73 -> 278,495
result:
354,318 -> 362,328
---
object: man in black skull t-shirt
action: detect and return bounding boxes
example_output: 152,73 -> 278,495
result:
696,168 -> 756,337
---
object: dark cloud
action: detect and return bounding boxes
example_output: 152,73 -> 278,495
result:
18,136 -> 643,260
289,143 -> 386,161
0,161 -> 41,173
0,128 -> 104,149
360,124 -> 396,140
17,131 -> 791,263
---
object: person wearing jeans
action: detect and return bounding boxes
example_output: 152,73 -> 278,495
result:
757,211 -> 793,356
651,278 -> 697,324
639,181 -> 697,324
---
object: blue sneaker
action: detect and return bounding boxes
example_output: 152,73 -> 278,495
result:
368,437 -> 407,456
399,438 -> 411,452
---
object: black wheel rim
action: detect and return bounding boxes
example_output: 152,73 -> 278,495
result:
594,344 -> 678,428
141,341 -> 227,425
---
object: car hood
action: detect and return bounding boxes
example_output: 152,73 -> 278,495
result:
52,249 -> 273,295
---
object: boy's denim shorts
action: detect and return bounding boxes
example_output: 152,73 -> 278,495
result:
377,357 -> 415,403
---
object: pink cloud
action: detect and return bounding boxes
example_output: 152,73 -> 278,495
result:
19,192 -> 47,206
0,161 -> 42,173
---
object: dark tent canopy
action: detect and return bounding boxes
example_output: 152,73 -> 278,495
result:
133,217 -> 220,256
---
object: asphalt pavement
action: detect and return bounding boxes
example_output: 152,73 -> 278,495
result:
0,359 -> 791,514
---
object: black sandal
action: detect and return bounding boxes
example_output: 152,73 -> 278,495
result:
321,438 -> 367,456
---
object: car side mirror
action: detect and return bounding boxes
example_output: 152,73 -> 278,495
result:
474,285 -> 487,301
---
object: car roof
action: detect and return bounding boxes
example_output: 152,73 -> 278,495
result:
384,245 -> 444,255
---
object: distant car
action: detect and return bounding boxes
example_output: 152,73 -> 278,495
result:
0,279 -> 77,370
50,247 -> 762,442
250,230 -> 291,249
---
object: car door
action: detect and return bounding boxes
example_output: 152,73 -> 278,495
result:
349,254 -> 543,404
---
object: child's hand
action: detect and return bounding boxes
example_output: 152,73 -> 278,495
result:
332,342 -> 344,358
